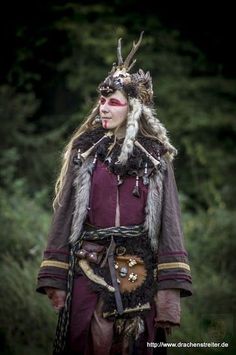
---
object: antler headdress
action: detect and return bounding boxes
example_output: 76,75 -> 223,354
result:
97,32 -> 177,163
98,31 -> 153,106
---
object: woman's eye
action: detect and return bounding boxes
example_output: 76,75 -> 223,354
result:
100,98 -> 106,104
109,100 -> 119,105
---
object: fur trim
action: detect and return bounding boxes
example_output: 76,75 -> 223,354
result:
88,234 -> 157,318
69,157 -> 94,243
70,142 -> 167,247
118,98 -> 142,163
142,104 -> 177,161
74,126 -> 166,176
116,98 -> 177,164
144,158 -> 166,251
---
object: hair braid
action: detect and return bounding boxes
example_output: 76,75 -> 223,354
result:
118,98 -> 142,163
142,105 -> 177,161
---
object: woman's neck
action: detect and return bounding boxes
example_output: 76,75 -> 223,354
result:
112,125 -> 126,140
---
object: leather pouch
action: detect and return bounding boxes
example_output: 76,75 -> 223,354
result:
114,255 -> 147,293
75,241 -> 106,265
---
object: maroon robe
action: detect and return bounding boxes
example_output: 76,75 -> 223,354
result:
36,149 -> 192,354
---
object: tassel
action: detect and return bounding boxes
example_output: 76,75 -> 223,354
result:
114,317 -> 144,339
73,149 -> 82,166
124,317 -> 145,339
115,319 -> 126,335
89,153 -> 98,174
132,175 -> 140,198
117,174 -> 123,186
142,162 -> 149,185
92,153 -> 98,166
105,156 -> 112,164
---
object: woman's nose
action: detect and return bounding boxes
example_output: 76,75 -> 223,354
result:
101,107 -> 108,113
100,102 -> 110,113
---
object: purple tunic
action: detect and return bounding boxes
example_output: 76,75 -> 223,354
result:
87,160 -> 148,227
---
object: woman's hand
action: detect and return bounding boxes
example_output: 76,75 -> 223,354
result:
45,287 -> 66,312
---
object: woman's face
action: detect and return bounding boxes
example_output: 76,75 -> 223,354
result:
99,90 -> 128,130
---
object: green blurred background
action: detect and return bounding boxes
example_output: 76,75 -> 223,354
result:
0,1 -> 235,354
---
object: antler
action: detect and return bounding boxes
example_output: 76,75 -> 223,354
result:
123,31 -> 144,70
117,38 -> 123,66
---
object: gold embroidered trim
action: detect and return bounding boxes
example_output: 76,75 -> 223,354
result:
40,260 -> 69,270
158,262 -> 190,271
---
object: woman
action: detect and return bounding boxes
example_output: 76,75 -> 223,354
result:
36,32 -> 192,355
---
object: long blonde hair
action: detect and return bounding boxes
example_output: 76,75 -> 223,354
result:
53,101 -> 100,209
53,98 -> 176,209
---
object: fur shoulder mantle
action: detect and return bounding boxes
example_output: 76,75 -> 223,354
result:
72,127 -> 167,177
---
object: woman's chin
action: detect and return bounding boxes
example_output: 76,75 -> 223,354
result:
102,120 -> 113,129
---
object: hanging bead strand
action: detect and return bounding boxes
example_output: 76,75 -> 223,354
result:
142,162 -> 149,185
89,152 -> 98,173
132,175 -> 140,198
117,175 -> 123,186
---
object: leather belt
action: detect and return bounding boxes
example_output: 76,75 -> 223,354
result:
107,236 -> 124,315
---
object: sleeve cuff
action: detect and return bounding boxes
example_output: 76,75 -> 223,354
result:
36,277 -> 67,294
36,248 -> 69,294
157,279 -> 192,297
157,251 -> 192,297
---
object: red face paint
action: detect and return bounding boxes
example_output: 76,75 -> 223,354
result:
108,98 -> 127,106
100,97 -> 127,107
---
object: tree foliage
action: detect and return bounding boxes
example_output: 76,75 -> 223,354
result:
0,2 -> 235,354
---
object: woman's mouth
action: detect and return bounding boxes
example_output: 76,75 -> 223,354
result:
102,119 -> 110,129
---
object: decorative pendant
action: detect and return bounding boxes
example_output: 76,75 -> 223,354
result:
105,156 -> 112,164
119,267 -> 128,278
117,174 -> 123,186
128,258 -> 137,267
143,175 -> 149,185
132,175 -> 140,198
89,153 -> 98,174
128,272 -> 138,282
73,148 -> 82,166
92,153 -> 98,166
157,152 -> 162,170
142,162 -> 149,185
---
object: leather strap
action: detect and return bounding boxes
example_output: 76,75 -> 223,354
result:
107,236 -> 124,315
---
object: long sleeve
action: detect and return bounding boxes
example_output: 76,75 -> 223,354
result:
36,152 -> 76,294
157,161 -> 192,297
